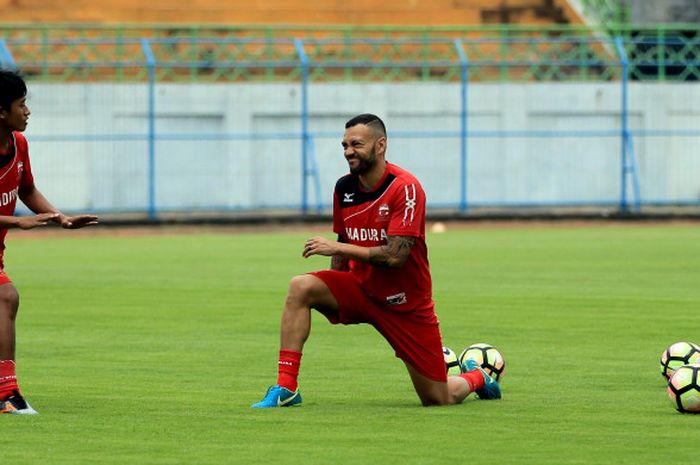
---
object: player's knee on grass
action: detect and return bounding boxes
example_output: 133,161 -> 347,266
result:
416,387 -> 451,407
405,362 -> 453,406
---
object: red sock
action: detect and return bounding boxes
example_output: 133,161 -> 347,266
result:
0,360 -> 19,400
459,370 -> 485,393
276,349 -> 302,392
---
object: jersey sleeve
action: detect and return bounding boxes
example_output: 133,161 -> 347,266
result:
386,180 -> 425,237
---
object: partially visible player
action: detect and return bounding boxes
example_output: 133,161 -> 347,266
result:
0,69 -> 98,414
252,113 -> 501,408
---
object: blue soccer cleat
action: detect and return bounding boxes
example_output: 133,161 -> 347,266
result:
463,359 -> 502,400
251,385 -> 302,408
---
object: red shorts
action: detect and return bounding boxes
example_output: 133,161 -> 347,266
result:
309,270 -> 446,382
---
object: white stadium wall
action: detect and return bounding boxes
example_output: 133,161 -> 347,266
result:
20,82 -> 700,214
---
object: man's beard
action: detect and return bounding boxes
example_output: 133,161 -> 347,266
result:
349,144 -> 376,175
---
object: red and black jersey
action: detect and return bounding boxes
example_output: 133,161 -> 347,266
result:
0,132 -> 35,250
332,162 -> 433,312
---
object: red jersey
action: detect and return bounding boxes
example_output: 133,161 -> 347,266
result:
0,132 -> 35,250
332,162 -> 433,312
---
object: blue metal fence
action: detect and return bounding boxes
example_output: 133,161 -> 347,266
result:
2,36 -> 699,217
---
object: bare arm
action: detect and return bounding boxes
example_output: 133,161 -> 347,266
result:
0,211 -> 59,230
303,235 -> 415,268
330,235 -> 350,271
18,184 -> 98,229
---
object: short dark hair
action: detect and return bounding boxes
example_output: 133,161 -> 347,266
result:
0,69 -> 27,112
345,113 -> 387,138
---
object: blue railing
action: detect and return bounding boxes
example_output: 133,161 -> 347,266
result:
2,36 -> 699,217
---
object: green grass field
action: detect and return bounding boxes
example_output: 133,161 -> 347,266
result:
3,223 -> 699,465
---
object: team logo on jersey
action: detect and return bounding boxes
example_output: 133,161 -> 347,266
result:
343,192 -> 355,203
378,203 -> 390,218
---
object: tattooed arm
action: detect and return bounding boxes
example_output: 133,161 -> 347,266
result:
303,234 -> 415,269
368,235 -> 415,268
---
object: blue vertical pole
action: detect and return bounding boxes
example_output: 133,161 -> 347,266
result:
0,39 -> 17,70
294,39 -> 310,215
628,131 -> 642,212
141,39 -> 157,220
614,37 -> 641,213
614,37 -> 629,212
454,39 -> 469,213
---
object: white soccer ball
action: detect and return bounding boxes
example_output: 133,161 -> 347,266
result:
667,364 -> 700,414
443,346 -> 462,376
660,341 -> 700,380
459,342 -> 505,381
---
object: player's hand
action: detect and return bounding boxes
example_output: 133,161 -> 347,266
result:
16,213 -> 60,230
302,236 -> 337,258
59,214 -> 98,229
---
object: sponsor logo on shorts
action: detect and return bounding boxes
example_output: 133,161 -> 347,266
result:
386,292 -> 407,305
